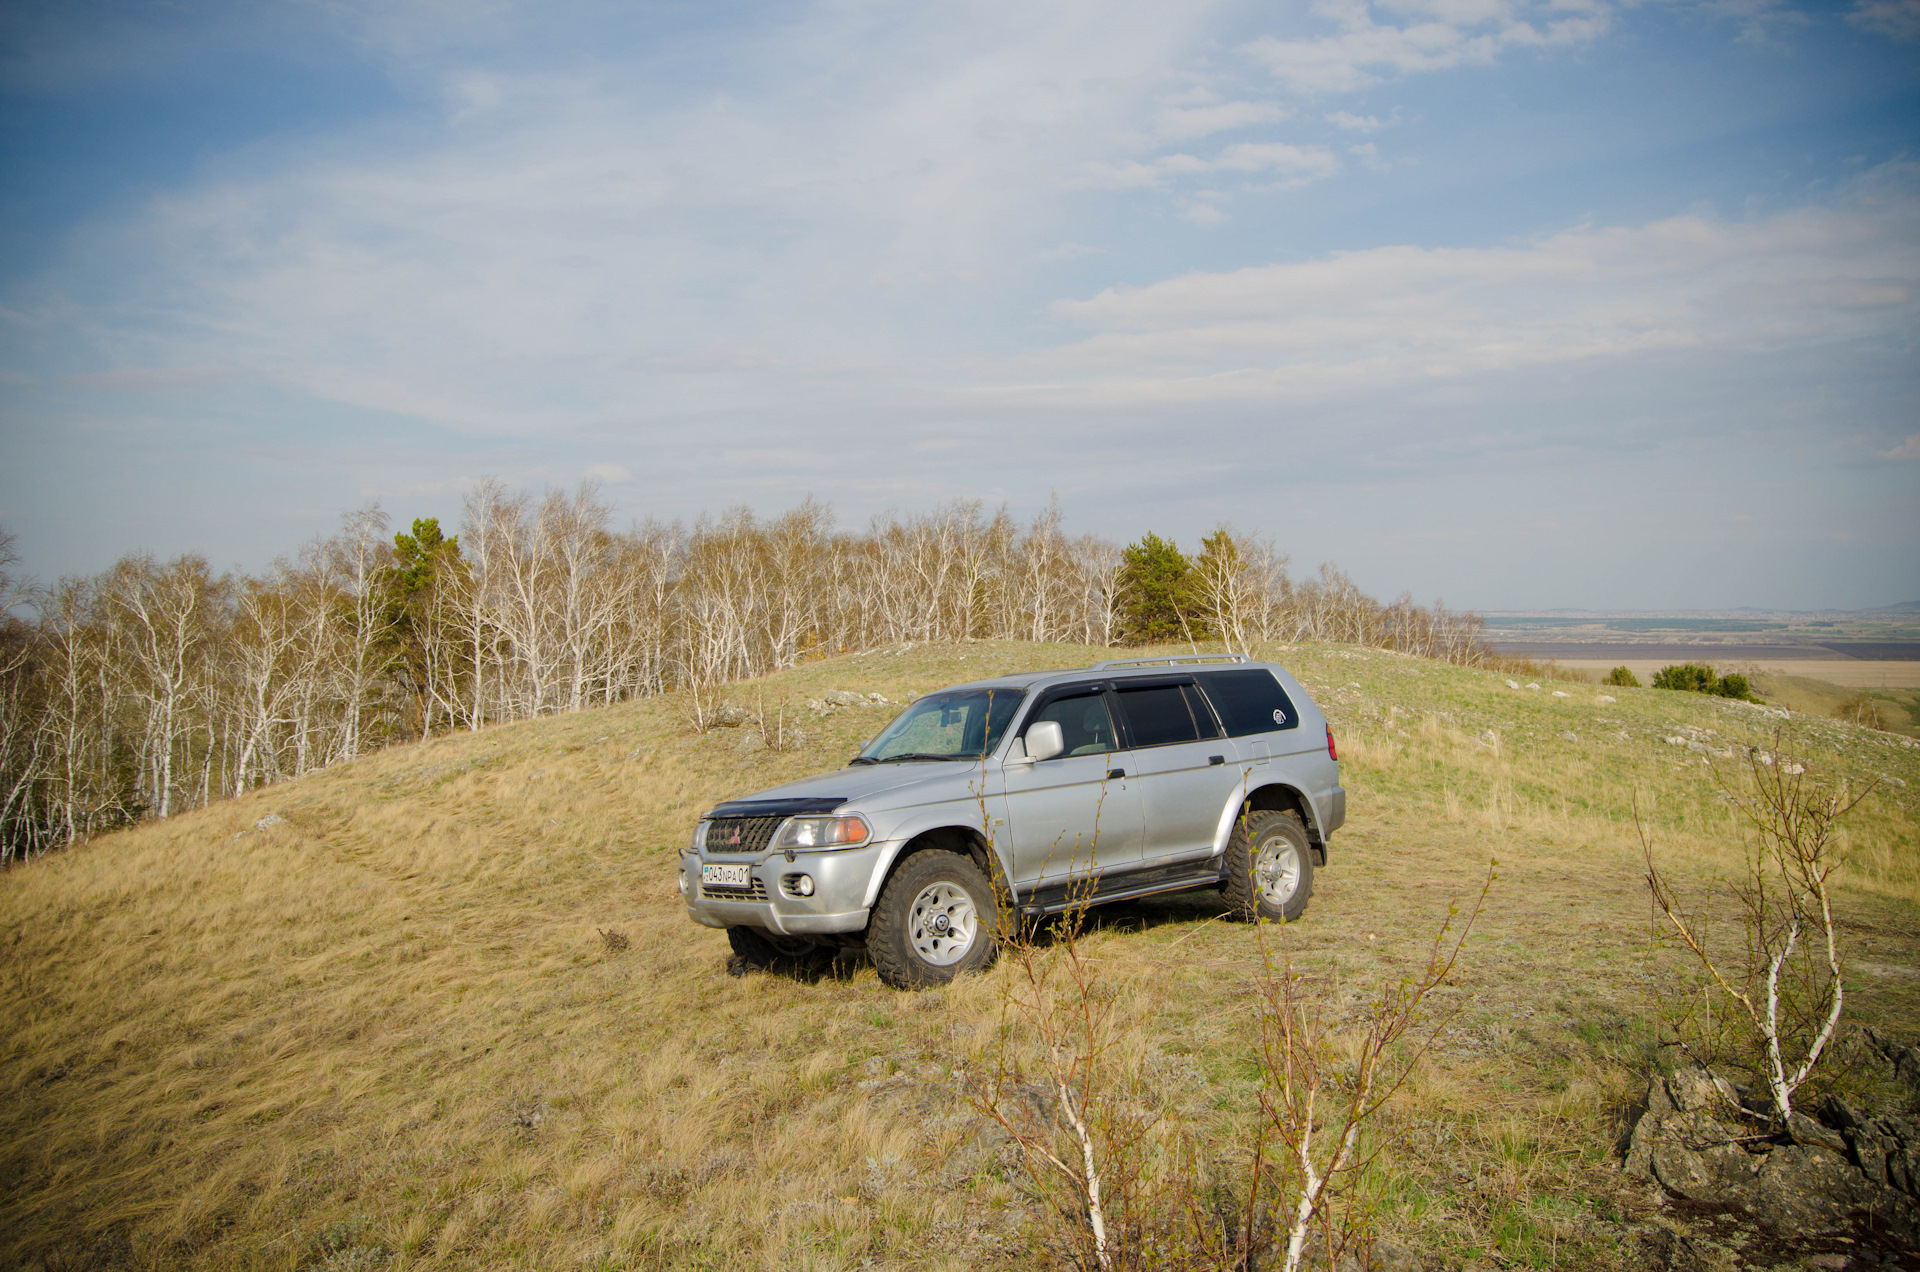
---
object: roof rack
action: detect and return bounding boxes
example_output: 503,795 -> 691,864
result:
1089,653 -> 1251,671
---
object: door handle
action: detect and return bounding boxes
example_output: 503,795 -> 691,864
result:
1107,768 -> 1126,781
1209,755 -> 1225,766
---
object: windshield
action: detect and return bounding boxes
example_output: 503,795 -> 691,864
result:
858,688 -> 1027,762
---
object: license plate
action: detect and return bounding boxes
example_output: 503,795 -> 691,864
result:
701,863 -> 752,889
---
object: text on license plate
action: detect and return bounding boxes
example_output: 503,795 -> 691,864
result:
701,863 -> 752,888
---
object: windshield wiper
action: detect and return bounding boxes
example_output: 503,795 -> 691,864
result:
876,752 -> 974,763
848,755 -> 879,766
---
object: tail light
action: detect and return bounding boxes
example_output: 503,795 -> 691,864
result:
1326,725 -> 1338,761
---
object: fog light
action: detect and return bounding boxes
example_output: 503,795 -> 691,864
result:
678,867 -> 689,897
796,875 -> 815,896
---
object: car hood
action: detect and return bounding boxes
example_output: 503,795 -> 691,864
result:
707,760 -> 986,816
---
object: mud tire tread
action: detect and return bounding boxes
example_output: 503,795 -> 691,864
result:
1221,808 -> 1315,923
867,849 -> 999,990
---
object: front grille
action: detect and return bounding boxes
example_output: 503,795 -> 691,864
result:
704,816 -> 782,856
702,878 -> 769,901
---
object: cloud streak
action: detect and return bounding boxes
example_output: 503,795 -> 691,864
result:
1007,170 -> 1920,407
1243,0 -> 1611,94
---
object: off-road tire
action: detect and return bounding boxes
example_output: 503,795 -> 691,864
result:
867,849 -> 999,990
725,925 -> 824,975
1221,808 -> 1315,923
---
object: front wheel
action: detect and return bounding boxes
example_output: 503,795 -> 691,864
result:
1221,809 -> 1315,923
867,849 -> 999,990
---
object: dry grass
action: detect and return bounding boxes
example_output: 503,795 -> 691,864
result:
2,640 -> 1916,1270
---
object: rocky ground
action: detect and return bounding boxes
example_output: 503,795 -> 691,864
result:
1618,1030 -> 1920,1270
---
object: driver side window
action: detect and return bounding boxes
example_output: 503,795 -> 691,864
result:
1025,690 -> 1118,757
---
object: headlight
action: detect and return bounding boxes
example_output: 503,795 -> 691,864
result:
772,815 -> 871,851
689,820 -> 708,852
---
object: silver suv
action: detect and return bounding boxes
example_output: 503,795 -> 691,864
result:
680,654 -> 1345,988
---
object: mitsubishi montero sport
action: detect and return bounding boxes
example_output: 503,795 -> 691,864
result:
680,654 -> 1344,988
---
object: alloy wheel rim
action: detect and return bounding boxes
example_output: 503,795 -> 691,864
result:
907,881 -> 978,966
1255,837 -> 1301,906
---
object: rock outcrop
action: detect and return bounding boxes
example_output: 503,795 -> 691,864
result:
1623,1061 -> 1920,1247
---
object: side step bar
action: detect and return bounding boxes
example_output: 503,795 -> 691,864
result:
1017,861 -> 1226,917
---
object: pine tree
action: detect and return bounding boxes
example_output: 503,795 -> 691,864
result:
1118,532 -> 1203,645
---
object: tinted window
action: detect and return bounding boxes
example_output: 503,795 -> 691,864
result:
1117,683 -> 1201,747
1182,684 -> 1223,739
1198,669 -> 1300,736
1026,690 -> 1120,757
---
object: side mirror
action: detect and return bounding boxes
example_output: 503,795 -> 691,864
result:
1025,720 -> 1065,762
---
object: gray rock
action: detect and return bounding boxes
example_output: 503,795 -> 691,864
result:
1558,731 -> 1579,743
1667,1067 -> 1740,1114
1786,1110 -> 1849,1156
710,702 -> 751,727
1629,1224 -> 1738,1272
823,689 -> 867,707
1624,1066 -> 1920,1242
254,813 -> 284,829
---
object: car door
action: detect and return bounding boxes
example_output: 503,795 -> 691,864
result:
1112,677 -> 1241,865
1001,682 -> 1143,895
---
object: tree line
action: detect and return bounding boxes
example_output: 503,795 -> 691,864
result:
0,484 -> 1491,861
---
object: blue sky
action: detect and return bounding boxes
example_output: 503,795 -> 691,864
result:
1,0 -> 1916,610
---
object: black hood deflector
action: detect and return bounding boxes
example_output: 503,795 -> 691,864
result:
705,796 -> 848,820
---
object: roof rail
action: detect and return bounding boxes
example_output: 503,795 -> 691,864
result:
1090,653 -> 1251,671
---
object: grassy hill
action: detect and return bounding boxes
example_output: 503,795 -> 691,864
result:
1749,668 -> 1920,740
4,641 -> 1917,1271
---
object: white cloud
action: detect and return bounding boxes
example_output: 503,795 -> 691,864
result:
1883,434 -> 1920,460
1001,172 -> 1920,406
1242,0 -> 1611,94
1850,0 -> 1920,39
27,2 -> 1238,434
1180,199 -> 1231,226
1036,241 -> 1107,261
1325,110 -> 1388,130
1155,99 -> 1289,139
1083,141 -> 1340,190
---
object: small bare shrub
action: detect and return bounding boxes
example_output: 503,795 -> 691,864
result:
968,826 -> 1495,1272
1233,862 -> 1495,1272
1640,735 -> 1871,1124
754,693 -> 795,753
677,676 -> 725,734
1834,692 -> 1887,731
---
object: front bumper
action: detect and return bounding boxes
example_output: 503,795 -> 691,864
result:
680,839 -> 893,937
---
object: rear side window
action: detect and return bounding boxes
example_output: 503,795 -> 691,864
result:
1198,669 -> 1301,735
1116,682 -> 1202,747
1182,684 -> 1223,739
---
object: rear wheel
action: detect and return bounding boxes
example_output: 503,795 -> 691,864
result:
1222,809 -> 1315,923
868,849 -> 999,989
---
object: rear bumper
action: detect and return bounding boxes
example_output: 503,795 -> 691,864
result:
1325,785 -> 1345,834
